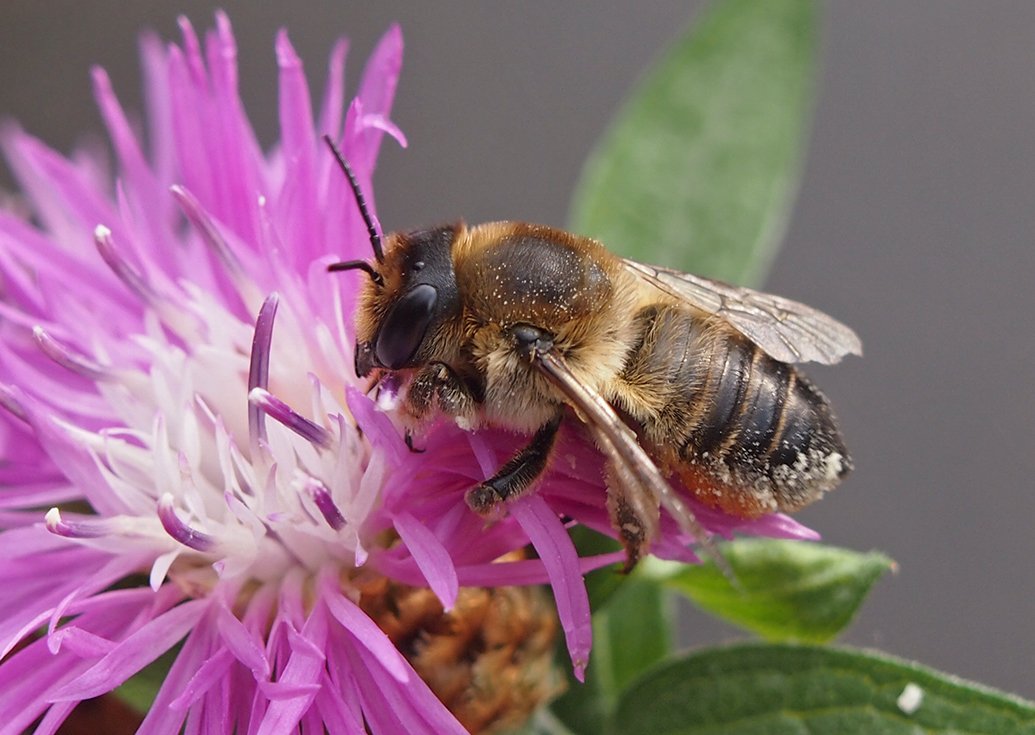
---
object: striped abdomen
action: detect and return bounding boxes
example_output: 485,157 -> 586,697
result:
616,304 -> 851,518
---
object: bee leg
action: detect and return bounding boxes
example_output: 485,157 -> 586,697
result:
407,361 -> 478,424
603,459 -> 659,573
404,429 -> 425,453
466,413 -> 562,515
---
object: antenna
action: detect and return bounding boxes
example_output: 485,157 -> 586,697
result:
327,258 -> 384,287
322,134 -> 384,263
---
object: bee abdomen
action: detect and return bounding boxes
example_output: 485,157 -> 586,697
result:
684,336 -> 851,515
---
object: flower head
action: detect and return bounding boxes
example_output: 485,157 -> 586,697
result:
0,12 -> 817,733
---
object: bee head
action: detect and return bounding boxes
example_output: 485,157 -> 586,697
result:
323,136 -> 460,378
352,225 -> 461,377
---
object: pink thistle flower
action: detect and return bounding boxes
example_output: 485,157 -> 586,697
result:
0,12 -> 817,734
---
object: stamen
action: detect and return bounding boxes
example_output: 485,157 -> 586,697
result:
158,494 -> 218,552
93,225 -> 158,305
170,185 -> 245,278
376,374 -> 402,411
305,478 -> 346,530
248,387 -> 333,449
45,508 -> 107,538
32,326 -> 112,381
247,294 -> 280,455
0,384 -> 28,422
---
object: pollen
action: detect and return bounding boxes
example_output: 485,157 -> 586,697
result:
359,578 -> 562,734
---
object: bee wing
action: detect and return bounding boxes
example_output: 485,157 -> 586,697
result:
532,347 -> 730,575
624,260 -> 862,365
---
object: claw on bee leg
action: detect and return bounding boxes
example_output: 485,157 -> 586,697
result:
404,429 -> 425,453
464,415 -> 562,518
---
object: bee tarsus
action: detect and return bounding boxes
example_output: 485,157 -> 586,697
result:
465,413 -> 562,515
404,429 -> 425,454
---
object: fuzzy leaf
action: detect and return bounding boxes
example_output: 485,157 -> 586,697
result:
570,0 -> 817,285
665,539 -> 894,642
615,643 -> 1035,734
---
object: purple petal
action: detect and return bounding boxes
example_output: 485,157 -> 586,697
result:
91,65 -> 173,270
170,647 -> 235,710
255,603 -> 328,735
313,670 -> 365,735
136,604 -> 216,735
394,511 -> 459,611
33,702 -> 78,735
377,548 -> 623,590
358,112 -> 408,148
0,587 -> 167,730
170,184 -> 247,285
1,551 -> 133,660
49,598 -> 208,701
317,39 -> 349,147
138,31 -> 174,185
0,128 -> 116,248
230,585 -> 276,669
344,388 -> 403,464
0,626 -> 119,732
204,13 -> 263,243
465,430 -> 500,479
319,568 -> 410,682
509,494 -> 592,681
352,24 -> 403,172
275,29 -> 320,268
345,638 -> 467,735
0,208 -> 134,314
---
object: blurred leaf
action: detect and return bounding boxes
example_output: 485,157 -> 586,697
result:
665,539 -> 893,642
509,708 -> 579,735
615,643 -> 1035,734
552,577 -> 673,734
570,0 -> 818,285
595,578 -> 673,696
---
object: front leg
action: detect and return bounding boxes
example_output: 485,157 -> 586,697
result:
466,413 -> 562,515
406,361 -> 478,425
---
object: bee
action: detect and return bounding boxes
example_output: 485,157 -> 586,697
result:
325,137 -> 860,568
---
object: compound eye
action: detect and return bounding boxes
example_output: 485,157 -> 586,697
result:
375,284 -> 438,369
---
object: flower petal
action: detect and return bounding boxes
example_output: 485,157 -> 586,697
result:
49,598 -> 207,701
319,569 -> 410,682
394,511 -> 459,610
509,494 -> 592,681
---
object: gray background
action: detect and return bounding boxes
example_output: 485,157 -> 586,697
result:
3,1 -> 1034,699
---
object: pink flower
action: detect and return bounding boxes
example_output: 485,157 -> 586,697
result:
0,12 -> 817,733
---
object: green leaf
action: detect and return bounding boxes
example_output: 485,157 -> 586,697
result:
615,643 -> 1035,734
570,0 -> 818,285
508,708 -> 579,735
552,577 -> 674,734
595,578 -> 674,697
664,539 -> 893,643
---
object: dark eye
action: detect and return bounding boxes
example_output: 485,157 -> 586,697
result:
375,284 -> 438,369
